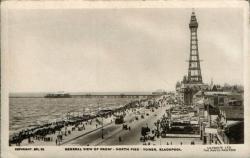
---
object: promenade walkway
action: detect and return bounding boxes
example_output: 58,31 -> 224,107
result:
15,116 -> 114,146
152,137 -> 203,145
163,134 -> 200,138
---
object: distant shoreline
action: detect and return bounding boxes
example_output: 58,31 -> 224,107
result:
9,91 -> 169,98
9,96 -> 43,98
9,94 -> 164,99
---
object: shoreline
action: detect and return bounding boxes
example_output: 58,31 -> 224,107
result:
9,99 -> 144,146
9,97 -> 143,133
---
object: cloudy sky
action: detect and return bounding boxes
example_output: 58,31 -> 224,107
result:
6,8 -> 244,92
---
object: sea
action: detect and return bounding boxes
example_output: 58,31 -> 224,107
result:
9,96 -> 137,135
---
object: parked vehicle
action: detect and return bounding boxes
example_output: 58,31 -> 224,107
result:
140,136 -> 147,142
123,124 -> 128,130
148,134 -> 155,141
115,116 -> 124,124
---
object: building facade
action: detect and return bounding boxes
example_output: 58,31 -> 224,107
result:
193,91 -> 244,144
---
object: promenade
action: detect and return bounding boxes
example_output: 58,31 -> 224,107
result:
68,103 -> 202,146
69,105 -> 169,146
13,116 -> 114,146
12,97 -> 203,146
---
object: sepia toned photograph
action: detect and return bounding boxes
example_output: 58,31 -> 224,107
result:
6,6 -> 246,148
1,1 -> 249,158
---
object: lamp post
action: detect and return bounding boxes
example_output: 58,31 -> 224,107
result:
98,99 -> 104,139
101,116 -> 104,139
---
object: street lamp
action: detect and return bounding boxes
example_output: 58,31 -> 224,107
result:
101,116 -> 104,139
98,99 -> 104,139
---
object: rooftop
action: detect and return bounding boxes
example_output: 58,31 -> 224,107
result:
194,90 -> 242,97
219,106 -> 244,120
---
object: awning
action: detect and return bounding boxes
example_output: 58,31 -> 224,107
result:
226,121 -> 242,129
205,127 -> 218,134
196,99 -> 205,105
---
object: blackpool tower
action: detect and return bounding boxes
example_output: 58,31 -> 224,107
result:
177,10 -> 208,106
187,11 -> 203,84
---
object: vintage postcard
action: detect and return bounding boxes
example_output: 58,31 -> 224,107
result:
1,1 -> 249,158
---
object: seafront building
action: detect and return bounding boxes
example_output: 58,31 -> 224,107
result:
193,90 -> 244,144
69,92 -> 165,99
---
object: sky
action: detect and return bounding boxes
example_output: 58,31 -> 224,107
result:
6,8 -> 244,92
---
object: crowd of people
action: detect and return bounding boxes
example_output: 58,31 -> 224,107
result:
9,121 -> 65,146
9,99 -> 143,146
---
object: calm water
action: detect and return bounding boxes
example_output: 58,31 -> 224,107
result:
9,97 -> 135,134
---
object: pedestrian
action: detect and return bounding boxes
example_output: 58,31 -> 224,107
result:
180,142 -> 182,145
119,136 -> 122,142
56,139 -> 58,145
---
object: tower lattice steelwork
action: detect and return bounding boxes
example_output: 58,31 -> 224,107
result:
177,10 -> 208,106
187,11 -> 203,84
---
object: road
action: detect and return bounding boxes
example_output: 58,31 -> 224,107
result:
68,106 -> 169,146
